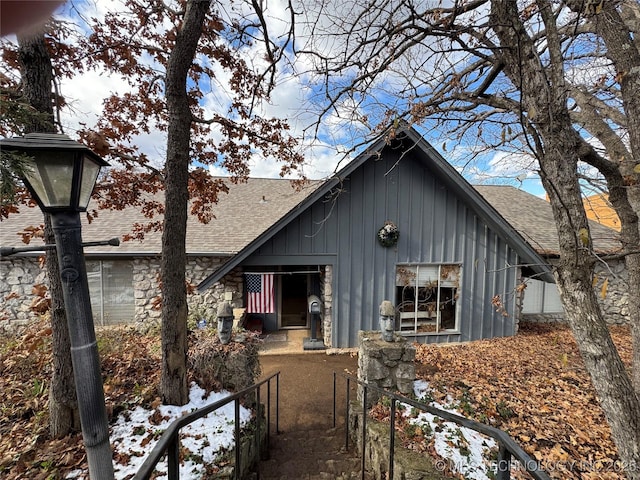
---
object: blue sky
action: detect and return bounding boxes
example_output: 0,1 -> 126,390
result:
5,0 -> 548,198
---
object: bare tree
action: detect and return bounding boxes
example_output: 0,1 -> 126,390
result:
298,0 -> 640,475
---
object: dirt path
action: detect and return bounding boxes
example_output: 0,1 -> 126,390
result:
257,352 -> 368,479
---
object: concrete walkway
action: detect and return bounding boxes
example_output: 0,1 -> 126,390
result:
257,336 -> 372,479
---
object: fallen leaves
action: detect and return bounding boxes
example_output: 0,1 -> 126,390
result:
411,322 -> 632,480
0,319 -> 162,479
1,320 -> 634,479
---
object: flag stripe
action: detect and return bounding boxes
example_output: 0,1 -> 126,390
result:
246,273 -> 274,313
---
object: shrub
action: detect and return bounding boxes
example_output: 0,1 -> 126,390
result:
188,330 -> 262,394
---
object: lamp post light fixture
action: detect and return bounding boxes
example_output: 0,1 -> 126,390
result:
0,133 -> 115,479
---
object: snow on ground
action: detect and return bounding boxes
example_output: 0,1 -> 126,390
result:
67,383 -> 252,480
66,379 -> 496,479
402,380 -> 498,480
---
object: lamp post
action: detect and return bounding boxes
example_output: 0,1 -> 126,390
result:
0,133 -> 115,479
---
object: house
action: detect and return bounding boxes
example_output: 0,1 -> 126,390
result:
1,126 -> 626,346
0,179 -> 321,328
195,127 -> 555,348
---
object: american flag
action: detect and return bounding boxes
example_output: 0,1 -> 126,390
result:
246,273 -> 274,313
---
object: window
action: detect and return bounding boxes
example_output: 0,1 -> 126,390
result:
86,260 -> 135,325
396,264 -> 460,334
521,278 -> 563,314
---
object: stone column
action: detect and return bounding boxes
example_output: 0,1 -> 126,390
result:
357,330 -> 416,408
322,265 -> 333,347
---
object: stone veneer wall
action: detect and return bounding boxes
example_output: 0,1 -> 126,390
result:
321,264 -> 333,347
357,330 -> 415,408
0,255 -> 245,330
0,257 -> 47,327
132,257 -> 245,330
350,331 -> 443,479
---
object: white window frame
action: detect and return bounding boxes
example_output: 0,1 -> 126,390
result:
521,278 -> 563,314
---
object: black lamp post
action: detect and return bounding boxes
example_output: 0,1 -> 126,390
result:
0,133 -> 115,479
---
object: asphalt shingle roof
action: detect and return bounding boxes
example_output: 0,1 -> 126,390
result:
474,185 -> 621,256
0,180 -> 620,258
0,178 -> 321,256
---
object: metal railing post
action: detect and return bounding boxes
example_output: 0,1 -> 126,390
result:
361,387 -> 367,480
497,444 -> 512,480
276,373 -> 280,434
167,434 -> 180,480
389,398 -> 396,480
234,399 -> 241,480
256,386 -> 261,475
345,377 -> 351,451
266,379 -> 271,451
333,372 -> 337,428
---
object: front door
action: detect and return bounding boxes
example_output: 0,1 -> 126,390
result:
279,273 -> 309,329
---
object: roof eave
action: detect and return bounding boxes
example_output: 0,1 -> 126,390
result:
196,180 -> 340,291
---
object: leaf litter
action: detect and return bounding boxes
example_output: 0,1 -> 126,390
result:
0,320 -> 253,479
369,322 -> 632,480
1,320 -> 633,479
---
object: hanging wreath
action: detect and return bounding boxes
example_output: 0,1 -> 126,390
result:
377,221 -> 399,247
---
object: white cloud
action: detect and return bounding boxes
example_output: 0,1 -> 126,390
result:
59,69 -> 127,131
50,0 -> 347,179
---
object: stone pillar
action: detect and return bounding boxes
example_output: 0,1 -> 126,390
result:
322,265 -> 333,347
357,330 -> 416,408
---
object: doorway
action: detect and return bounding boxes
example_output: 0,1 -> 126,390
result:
279,273 -> 309,329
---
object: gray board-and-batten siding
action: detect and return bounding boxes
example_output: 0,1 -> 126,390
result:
197,127 -> 550,349
238,148 -> 524,349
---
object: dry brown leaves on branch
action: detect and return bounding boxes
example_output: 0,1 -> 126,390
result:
409,322 -> 632,480
188,328 -> 262,392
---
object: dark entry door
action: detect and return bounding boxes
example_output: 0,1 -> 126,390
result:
279,274 -> 309,328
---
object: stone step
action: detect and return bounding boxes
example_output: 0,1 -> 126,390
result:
258,427 -> 370,480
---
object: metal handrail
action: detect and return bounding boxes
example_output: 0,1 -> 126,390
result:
333,372 -> 551,480
134,372 -> 280,480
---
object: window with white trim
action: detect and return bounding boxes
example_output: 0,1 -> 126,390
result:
86,260 -> 135,325
395,264 -> 460,334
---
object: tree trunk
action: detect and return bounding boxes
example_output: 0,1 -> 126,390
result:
160,0 -> 212,405
45,214 -> 80,437
17,31 -> 79,438
585,0 -> 640,397
490,1 -> 640,476
540,141 -> 640,480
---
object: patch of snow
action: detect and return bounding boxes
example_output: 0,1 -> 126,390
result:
67,383 -> 252,479
399,380 -> 497,480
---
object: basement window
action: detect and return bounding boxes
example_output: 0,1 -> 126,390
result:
395,264 -> 460,334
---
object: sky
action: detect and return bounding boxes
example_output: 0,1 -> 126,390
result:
1,0 -> 548,198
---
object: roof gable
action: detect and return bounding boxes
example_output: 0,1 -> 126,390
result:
197,126 -> 553,290
583,193 -> 620,231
